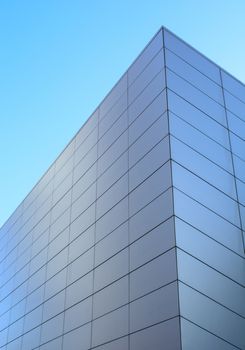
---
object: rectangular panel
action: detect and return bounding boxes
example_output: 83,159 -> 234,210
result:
175,217 -> 245,285
69,225 -> 94,263
93,336 -> 128,350
98,110 -> 127,157
22,326 -> 41,350
33,205 -> 51,241
96,173 -> 128,219
129,90 -> 167,146
169,113 -> 233,174
40,313 -> 64,345
67,248 -> 93,284
99,74 -> 127,120
65,272 -> 93,309
129,162 -> 171,216
129,189 -> 173,243
47,227 -> 69,260
70,204 -> 95,241
17,232 -> 32,257
28,266 -> 46,294
97,130 -> 128,176
53,173 -> 72,205
128,70 -> 165,124
72,162 -> 97,202
94,248 -> 128,292
93,276 -> 128,319
44,268 -> 67,300
64,296 -> 92,333
95,221 -> 128,266
8,318 -> 24,343
39,337 -> 62,350
14,263 -> 29,287
23,305 -> 42,332
75,110 -> 98,150
129,114 -> 168,168
0,311 -> 10,333
55,140 -> 75,173
237,179 -> 245,206
49,208 -> 70,242
177,249 -> 245,316
179,282 -> 245,349
63,323 -> 91,350
26,285 -> 44,312
53,156 -> 73,190
32,196 -> 51,228
230,132 -> 245,161
11,282 -> 28,307
92,305 -> 129,348
97,152 -> 128,198
51,190 -> 72,222
128,29 -> 163,85
164,29 -> 221,83
71,183 -> 96,222
240,204 -> 245,231
170,136 -> 237,200
221,70 -> 245,103
46,247 -> 68,280
224,89 -> 245,122
74,126 -> 98,166
128,49 -> 164,104
233,154 -> 245,183
172,162 -> 240,226
130,248 -> 177,300
130,317 -> 181,350
129,136 -> 169,192
99,92 -> 127,138
6,337 -> 22,350
130,282 -> 179,332
130,217 -> 175,270
167,69 -> 226,126
29,248 -> 47,276
9,299 -> 25,323
227,111 -> 245,140
181,317 -> 237,350
96,197 -> 128,242
166,49 -> 223,104
0,328 -> 8,348
73,144 -> 97,184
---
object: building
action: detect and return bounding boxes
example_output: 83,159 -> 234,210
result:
0,27 -> 244,350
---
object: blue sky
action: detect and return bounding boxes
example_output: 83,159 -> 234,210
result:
0,0 -> 245,227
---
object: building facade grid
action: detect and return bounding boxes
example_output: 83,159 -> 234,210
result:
0,27 -> 244,350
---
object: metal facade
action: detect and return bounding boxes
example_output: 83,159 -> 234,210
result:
0,28 -> 244,349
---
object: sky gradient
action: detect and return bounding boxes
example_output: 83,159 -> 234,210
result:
1,0 -> 245,227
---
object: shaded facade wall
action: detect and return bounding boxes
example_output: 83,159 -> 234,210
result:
0,30 -> 181,350
164,30 -> 245,349
0,27 -> 244,350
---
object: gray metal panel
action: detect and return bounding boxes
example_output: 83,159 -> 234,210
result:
0,27 -> 244,350
130,318 -> 181,350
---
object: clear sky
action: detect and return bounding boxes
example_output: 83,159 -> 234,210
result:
0,0 -> 245,227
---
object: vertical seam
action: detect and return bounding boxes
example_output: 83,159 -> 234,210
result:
220,69 -> 245,254
61,139 -> 76,349
127,70 -> 131,350
38,162 -> 56,347
20,211 -> 34,349
90,109 -> 99,349
162,27 -> 182,350
6,212 -> 24,348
